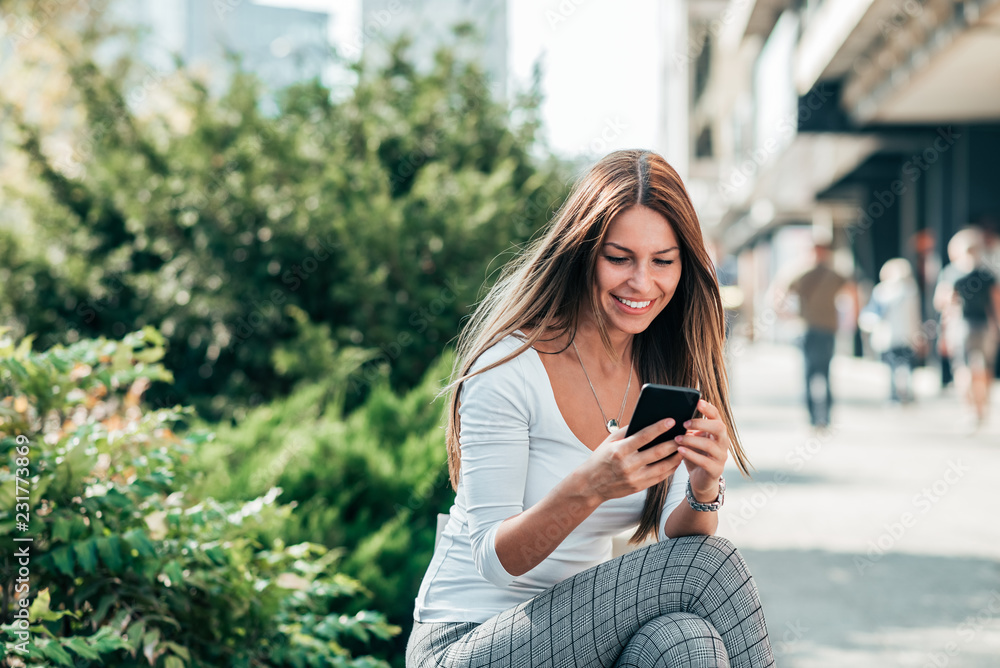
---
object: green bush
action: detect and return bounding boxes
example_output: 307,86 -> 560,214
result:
0,327 -> 398,667
189,351 -> 457,665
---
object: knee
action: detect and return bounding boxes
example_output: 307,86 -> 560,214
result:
670,534 -> 740,559
616,613 -> 728,668
642,613 -> 724,644
664,535 -> 753,579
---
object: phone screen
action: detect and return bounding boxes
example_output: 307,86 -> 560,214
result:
625,383 -> 701,451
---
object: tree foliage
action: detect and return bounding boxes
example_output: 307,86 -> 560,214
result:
0,9 -> 570,419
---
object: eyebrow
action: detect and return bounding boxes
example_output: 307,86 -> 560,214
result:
603,242 -> 679,254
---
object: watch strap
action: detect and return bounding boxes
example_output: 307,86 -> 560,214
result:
685,476 -> 725,512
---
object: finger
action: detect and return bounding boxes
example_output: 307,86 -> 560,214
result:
697,399 -> 722,420
674,433 -> 725,459
677,446 -> 722,475
643,452 -> 682,483
625,418 -> 675,451
683,418 -> 723,437
607,425 -> 631,441
638,438 -> 680,466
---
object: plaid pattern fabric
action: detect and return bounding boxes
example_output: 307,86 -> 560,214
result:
406,535 -> 773,668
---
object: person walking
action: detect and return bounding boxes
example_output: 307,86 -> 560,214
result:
406,150 -> 774,667
859,258 -> 924,404
782,243 -> 858,428
934,228 -> 1000,430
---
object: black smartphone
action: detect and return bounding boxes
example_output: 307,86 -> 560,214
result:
625,383 -> 701,451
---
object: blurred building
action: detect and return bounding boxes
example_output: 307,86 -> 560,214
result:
124,0 -> 331,95
684,0 -> 1000,342
361,0 -> 508,97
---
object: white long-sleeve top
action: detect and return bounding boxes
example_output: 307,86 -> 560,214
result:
868,279 -> 922,352
413,333 -> 690,623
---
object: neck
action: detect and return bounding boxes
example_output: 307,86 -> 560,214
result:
574,315 -> 632,369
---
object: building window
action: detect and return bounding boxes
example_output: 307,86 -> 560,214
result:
693,32 -> 712,104
695,126 -> 714,159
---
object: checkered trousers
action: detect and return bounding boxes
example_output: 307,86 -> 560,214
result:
406,535 -> 774,667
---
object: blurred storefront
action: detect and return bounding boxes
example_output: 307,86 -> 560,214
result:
682,0 -> 1000,348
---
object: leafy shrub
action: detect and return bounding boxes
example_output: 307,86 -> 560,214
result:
189,352 -> 457,665
0,327 -> 398,667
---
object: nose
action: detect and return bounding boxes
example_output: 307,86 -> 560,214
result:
627,263 -> 652,292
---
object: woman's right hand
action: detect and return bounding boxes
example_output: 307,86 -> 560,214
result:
577,418 -> 682,503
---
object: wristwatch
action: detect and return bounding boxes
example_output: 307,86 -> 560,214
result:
685,476 -> 725,512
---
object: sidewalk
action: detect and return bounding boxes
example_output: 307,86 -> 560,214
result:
718,342 -> 1000,667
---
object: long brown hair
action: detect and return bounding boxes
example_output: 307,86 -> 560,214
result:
442,149 -> 749,545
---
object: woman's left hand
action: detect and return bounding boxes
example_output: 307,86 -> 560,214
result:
675,399 -> 730,502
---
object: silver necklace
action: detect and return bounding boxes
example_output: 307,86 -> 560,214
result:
572,340 -> 633,433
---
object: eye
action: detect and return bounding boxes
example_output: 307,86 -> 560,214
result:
654,259 -> 675,266
604,256 -> 628,265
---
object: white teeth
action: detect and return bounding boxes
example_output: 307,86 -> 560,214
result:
615,296 -> 651,309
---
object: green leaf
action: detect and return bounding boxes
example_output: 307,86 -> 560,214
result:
134,346 -> 164,364
4,359 -> 29,380
52,516 -> 72,543
0,487 -> 13,517
40,640 -> 75,666
27,588 -> 77,623
49,545 -> 75,576
48,355 -> 70,373
126,620 -> 147,652
65,636 -> 101,660
111,345 -> 132,374
205,545 -> 228,565
164,641 -> 191,660
164,559 -> 184,586
14,333 -> 35,359
96,534 -> 124,572
123,529 -> 158,558
73,538 -> 99,573
164,656 -> 185,668
93,594 -> 117,626
31,473 -> 52,502
142,627 -> 161,665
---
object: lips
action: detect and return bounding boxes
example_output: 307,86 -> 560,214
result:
612,294 -> 656,314
614,295 -> 651,309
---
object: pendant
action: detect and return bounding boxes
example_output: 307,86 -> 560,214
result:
606,419 -> 618,432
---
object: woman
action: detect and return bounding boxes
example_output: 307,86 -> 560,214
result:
860,258 -> 924,404
407,150 -> 774,667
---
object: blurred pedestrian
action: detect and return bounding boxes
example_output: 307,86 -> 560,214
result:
933,228 -> 1000,431
859,258 -> 923,404
781,243 -> 858,428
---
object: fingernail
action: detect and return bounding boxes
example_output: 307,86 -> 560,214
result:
664,418 -> 674,426
675,435 -> 683,443
683,420 -> 691,427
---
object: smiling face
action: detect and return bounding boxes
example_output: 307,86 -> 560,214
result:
589,204 -> 683,336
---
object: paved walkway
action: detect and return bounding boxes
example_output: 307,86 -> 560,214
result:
719,342 -> 1000,667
